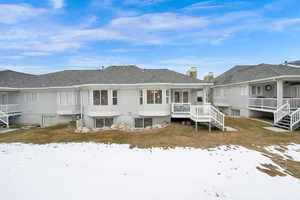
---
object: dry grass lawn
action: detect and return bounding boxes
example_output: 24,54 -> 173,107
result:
0,117 -> 300,179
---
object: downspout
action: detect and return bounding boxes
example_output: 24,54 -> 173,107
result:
80,89 -> 83,120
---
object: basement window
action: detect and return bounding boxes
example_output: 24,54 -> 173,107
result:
95,118 -> 113,128
135,118 -> 153,128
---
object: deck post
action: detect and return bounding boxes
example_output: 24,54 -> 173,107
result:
196,122 -> 198,132
277,79 -> 283,108
209,122 -> 211,132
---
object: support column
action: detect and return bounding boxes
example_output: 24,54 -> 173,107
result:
203,88 -> 207,104
277,80 -> 283,108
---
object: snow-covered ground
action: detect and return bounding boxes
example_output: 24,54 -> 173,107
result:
0,143 -> 299,200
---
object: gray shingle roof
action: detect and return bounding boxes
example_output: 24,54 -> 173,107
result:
0,65 -> 208,88
288,60 -> 300,66
215,64 -> 300,85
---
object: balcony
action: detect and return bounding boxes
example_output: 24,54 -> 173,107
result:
248,98 -> 300,111
0,104 -> 21,115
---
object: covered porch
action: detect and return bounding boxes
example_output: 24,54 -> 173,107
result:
170,87 -> 209,118
248,79 -> 300,112
0,91 -> 22,128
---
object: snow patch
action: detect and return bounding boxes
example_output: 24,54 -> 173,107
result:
0,143 -> 299,200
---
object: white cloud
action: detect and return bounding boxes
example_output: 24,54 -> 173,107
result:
273,18 -> 300,31
0,55 -> 23,60
68,56 -> 130,67
21,52 -> 51,56
0,65 -> 56,74
0,4 -> 46,24
160,57 -> 242,66
124,0 -> 169,6
109,13 -> 209,30
184,1 -> 225,10
49,0 -> 64,9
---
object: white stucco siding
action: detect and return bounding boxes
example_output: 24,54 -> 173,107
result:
15,89 -> 79,125
213,84 -> 249,117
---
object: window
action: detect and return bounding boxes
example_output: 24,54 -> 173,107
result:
112,90 -> 118,105
292,87 -> 300,97
231,109 -> 240,117
24,93 -> 38,104
95,118 -> 104,128
135,118 -> 153,128
166,90 -> 170,104
135,118 -> 143,128
240,86 -> 248,96
144,118 -> 153,128
147,90 -> 162,104
139,90 -> 143,105
95,118 -> 113,128
197,90 -> 203,103
251,86 -> 262,96
174,91 -> 180,103
101,90 -> 108,105
93,90 -> 108,105
183,91 -> 189,103
93,90 -> 100,105
257,86 -> 261,96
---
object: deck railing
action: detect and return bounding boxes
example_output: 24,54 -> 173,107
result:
248,98 -> 300,110
290,108 -> 300,131
0,104 -> 20,114
248,98 -> 277,109
172,103 -> 225,131
0,111 -> 9,128
283,98 -> 300,109
171,103 -> 191,114
274,103 -> 290,124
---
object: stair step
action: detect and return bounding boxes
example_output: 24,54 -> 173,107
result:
278,121 -> 290,125
275,124 -> 290,130
280,120 -> 290,124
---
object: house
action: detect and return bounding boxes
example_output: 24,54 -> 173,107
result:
212,63 -> 300,130
0,65 -> 225,131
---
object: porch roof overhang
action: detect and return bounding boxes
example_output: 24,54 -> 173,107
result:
213,75 -> 300,88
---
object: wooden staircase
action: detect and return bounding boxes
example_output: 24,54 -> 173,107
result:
0,111 -> 9,128
274,103 -> 300,131
173,103 -> 225,131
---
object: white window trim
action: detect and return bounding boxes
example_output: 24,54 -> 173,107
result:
147,89 -> 163,104
112,90 -> 118,105
93,89 -> 109,106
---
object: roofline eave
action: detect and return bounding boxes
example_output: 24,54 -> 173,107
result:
0,82 -> 213,90
213,75 -> 300,88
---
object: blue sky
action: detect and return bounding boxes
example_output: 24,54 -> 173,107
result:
0,0 -> 300,78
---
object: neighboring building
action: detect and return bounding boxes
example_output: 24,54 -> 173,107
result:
287,60 -> 300,67
212,63 -> 300,130
0,66 -> 225,130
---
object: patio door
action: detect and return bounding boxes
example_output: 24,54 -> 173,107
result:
173,91 -> 189,103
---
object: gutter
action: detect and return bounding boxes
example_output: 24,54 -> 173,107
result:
0,82 -> 213,90
212,75 -> 300,88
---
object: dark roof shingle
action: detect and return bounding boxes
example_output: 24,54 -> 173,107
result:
215,64 -> 300,85
0,65 -> 208,88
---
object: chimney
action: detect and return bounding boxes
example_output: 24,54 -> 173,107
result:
186,67 -> 197,79
204,72 -> 214,81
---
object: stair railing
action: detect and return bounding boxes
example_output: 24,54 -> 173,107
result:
274,103 -> 290,124
0,111 -> 9,128
210,105 -> 225,131
290,108 -> 300,131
